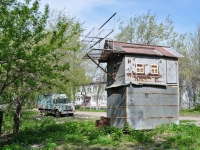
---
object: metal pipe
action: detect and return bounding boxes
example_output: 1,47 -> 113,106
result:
99,13 -> 116,30
86,54 -> 116,81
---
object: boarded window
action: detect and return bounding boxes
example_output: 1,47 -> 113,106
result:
150,65 -> 158,74
136,64 -> 144,73
113,65 -> 117,77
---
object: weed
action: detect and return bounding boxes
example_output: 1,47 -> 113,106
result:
1,110 -> 200,149
180,119 -> 195,123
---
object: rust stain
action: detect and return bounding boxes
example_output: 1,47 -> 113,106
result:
109,116 -> 127,119
128,104 -> 178,106
146,116 -> 174,119
146,117 -> 163,119
107,106 -> 126,109
165,117 -> 174,118
130,92 -> 178,95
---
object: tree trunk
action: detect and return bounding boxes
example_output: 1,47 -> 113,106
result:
13,98 -> 22,134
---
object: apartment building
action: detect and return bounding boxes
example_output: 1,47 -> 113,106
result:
75,82 -> 107,109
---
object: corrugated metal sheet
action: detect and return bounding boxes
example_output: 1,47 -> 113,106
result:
99,40 -> 184,62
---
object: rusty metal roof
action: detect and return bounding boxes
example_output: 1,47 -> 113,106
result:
106,40 -> 184,57
83,40 -> 184,62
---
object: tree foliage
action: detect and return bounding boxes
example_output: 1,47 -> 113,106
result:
116,10 -> 179,46
182,24 -> 200,107
0,0 -> 83,133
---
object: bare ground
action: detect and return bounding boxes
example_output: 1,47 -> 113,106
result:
74,111 -> 200,126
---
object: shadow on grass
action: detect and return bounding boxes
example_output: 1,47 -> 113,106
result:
2,117 -> 200,150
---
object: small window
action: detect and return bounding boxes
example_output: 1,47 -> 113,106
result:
93,97 -> 97,102
93,86 -> 97,92
82,88 -> 85,92
87,87 -> 91,92
113,66 -> 117,77
150,65 -> 158,74
136,64 -> 144,73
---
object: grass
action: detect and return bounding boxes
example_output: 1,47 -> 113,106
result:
180,119 -> 196,123
179,109 -> 200,116
1,110 -> 200,150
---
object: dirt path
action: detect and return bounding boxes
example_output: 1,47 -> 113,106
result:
74,111 -> 106,117
74,111 -> 200,126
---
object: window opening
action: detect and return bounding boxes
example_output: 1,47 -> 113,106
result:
113,65 -> 117,77
136,64 -> 144,73
150,65 -> 158,74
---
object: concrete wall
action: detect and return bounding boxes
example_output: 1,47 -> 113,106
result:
107,86 -> 127,128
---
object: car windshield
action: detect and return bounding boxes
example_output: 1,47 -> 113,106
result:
55,98 -> 70,103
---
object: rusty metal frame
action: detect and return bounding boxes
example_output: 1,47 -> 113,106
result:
82,13 -> 117,80
86,54 -> 116,81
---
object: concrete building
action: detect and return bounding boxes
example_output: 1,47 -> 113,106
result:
75,82 -> 107,109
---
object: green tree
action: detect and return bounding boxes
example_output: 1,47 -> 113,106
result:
116,10 -> 179,46
41,10 -> 91,109
0,0 -> 82,133
184,24 -> 200,107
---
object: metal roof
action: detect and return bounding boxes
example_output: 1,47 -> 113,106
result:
83,40 -> 184,62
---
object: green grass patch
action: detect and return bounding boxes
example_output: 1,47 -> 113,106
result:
180,120 -> 196,123
1,110 -> 200,149
179,109 -> 200,116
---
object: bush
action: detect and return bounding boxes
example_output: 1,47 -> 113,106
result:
194,104 -> 200,111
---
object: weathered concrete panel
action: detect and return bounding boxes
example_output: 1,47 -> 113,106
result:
146,106 -> 163,117
127,106 -> 146,119
125,55 -> 167,85
167,60 -> 178,84
127,85 -> 179,129
111,118 -> 126,128
107,55 -> 125,87
107,86 -> 126,128
145,118 -> 164,129
127,118 -> 146,130
107,107 -> 126,117
163,118 -> 179,124
163,106 -> 178,117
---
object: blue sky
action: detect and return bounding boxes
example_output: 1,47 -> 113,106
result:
39,0 -> 200,36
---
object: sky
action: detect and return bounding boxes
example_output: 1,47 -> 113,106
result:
38,0 -> 200,37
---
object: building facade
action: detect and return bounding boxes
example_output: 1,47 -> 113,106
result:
75,82 -> 107,109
